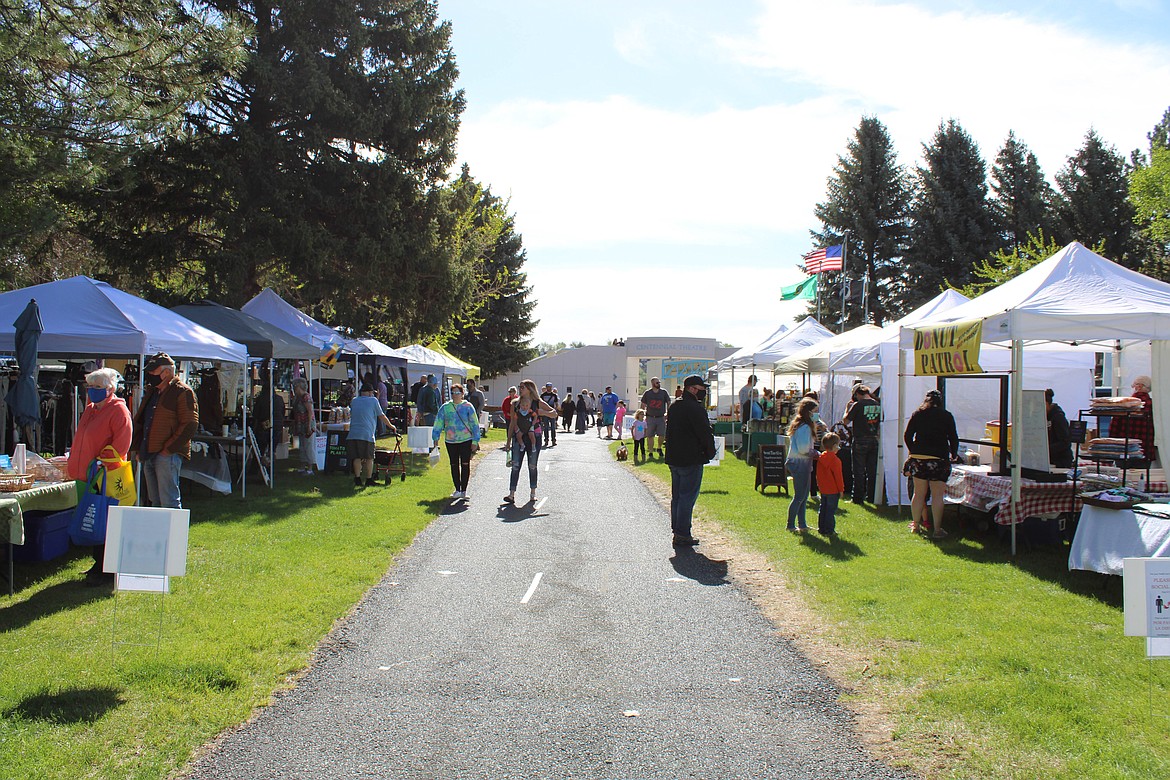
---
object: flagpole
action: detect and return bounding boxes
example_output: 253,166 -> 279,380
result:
839,233 -> 849,333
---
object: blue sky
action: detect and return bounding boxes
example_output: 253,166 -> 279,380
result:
438,0 -> 1170,350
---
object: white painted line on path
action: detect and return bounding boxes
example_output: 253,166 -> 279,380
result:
521,572 -> 544,604
534,496 -> 548,511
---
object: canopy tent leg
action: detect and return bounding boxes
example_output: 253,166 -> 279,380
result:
269,361 -> 275,491
1010,339 -> 1024,557
897,337 -> 906,515
242,362 -> 248,500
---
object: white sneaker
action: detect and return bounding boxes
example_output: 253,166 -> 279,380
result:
451,490 -> 462,498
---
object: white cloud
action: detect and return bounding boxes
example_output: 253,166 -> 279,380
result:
722,0 -> 1170,173
458,95 -> 859,250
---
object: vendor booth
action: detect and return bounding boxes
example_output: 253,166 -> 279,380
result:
0,277 -> 247,592
173,302 -> 322,491
713,318 -> 834,413
899,242 -> 1170,554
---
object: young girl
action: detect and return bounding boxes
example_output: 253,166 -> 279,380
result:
615,401 -> 627,441
786,398 -> 818,533
631,409 -> 647,462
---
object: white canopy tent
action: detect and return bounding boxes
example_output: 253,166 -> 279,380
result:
714,318 -> 834,410
715,323 -> 790,370
396,343 -> 468,380
900,242 -> 1170,553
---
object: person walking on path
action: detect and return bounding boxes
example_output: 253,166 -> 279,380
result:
347,382 -> 395,488
843,384 -> 881,503
598,386 -> 620,439
816,432 -> 845,536
631,409 -> 647,462
574,392 -> 588,434
664,374 -> 716,547
560,393 -> 575,433
615,400 -> 628,441
640,376 -> 671,457
505,379 -> 558,505
432,383 -> 480,500
540,383 -> 560,448
903,390 -> 960,538
132,352 -> 199,509
785,398 -> 818,533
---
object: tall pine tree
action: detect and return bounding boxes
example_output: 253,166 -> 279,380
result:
82,0 -> 468,332
444,168 -> 537,377
811,116 -> 910,328
901,120 -> 998,309
989,132 -> 1056,252
1055,129 -> 1137,266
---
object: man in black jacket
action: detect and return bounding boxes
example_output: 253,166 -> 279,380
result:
664,374 -> 716,547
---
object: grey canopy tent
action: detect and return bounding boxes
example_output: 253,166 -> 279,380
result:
172,302 -> 322,490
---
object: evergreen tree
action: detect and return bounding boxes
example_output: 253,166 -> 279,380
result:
82,0 -> 467,332
0,0 -> 246,281
1054,129 -> 1137,266
989,132 -> 1056,252
443,169 -> 538,377
901,120 -> 999,309
810,116 -> 911,328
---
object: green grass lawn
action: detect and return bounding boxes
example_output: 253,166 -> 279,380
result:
6,434 -> 1169,779
0,439 -> 475,780
622,445 -> 1170,780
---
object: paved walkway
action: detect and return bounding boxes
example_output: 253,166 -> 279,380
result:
185,431 -> 911,779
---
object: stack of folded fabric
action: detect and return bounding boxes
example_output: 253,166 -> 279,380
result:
1089,396 -> 1144,411
1083,437 -> 1145,459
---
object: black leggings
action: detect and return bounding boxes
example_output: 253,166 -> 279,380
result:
445,440 -> 472,491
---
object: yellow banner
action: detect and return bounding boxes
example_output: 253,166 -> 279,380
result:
913,320 -> 983,376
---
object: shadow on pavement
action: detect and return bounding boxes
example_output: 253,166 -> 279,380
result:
496,502 -> 548,523
669,547 -> 728,586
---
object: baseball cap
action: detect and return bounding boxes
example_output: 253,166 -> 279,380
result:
144,352 -> 175,372
683,374 -> 709,388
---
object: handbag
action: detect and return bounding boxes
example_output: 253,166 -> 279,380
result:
98,446 -> 136,505
68,463 -> 119,546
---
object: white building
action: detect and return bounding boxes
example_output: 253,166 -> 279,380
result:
480,337 -> 736,407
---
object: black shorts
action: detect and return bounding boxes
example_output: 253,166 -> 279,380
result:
346,438 -> 375,460
902,456 -> 951,482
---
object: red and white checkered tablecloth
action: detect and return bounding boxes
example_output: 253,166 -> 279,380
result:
945,466 -> 1075,525
946,466 -> 1167,525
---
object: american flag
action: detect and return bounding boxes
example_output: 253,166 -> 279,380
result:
803,244 -> 844,273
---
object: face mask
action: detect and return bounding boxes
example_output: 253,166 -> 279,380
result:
144,372 -> 162,388
87,387 -> 109,404
812,412 -> 821,422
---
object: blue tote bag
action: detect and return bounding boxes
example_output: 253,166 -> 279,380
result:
68,462 -> 119,546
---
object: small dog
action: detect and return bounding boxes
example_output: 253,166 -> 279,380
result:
616,444 -> 628,461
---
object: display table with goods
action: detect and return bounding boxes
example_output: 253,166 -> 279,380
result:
1069,503 -> 1170,575
946,464 -> 1167,526
1,479 -> 79,596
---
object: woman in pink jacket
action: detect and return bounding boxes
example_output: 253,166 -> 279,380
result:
66,367 -> 133,585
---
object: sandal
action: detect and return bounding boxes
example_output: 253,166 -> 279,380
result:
503,495 -> 515,504
909,522 -> 920,534
931,529 -> 949,539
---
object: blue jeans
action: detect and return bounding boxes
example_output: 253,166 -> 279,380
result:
818,492 -> 840,535
669,464 -> 704,538
142,452 -> 183,509
787,457 -> 812,530
509,437 -> 541,492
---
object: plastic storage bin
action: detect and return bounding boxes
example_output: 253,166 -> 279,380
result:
13,509 -> 72,562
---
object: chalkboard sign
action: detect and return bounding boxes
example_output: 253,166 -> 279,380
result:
324,430 -> 350,474
755,444 -> 789,494
1068,419 -> 1087,444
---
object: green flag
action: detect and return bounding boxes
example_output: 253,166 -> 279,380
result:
780,276 -> 816,301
